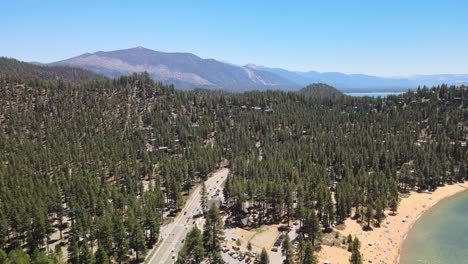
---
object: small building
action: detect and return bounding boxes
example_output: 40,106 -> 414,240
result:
240,216 -> 255,230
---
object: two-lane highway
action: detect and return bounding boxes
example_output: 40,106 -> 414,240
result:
146,168 -> 229,264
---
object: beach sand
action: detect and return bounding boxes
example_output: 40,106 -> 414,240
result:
318,245 -> 351,264
319,182 -> 468,264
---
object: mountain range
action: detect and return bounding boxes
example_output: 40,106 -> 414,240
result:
45,47 -> 468,92
49,47 -> 296,92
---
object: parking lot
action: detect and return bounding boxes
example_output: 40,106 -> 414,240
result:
221,221 -> 301,264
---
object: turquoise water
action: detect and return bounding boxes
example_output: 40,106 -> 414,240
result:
345,92 -> 403,97
399,190 -> 468,264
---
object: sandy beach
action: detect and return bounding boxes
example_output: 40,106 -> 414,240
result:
319,182 -> 468,264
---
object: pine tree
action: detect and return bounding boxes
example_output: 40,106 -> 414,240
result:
114,216 -> 128,264
302,241 -> 317,264
95,246 -> 110,264
32,249 -> 57,264
177,227 -> 205,264
94,215 -> 113,254
0,213 -> 8,249
365,204 -> 374,229
349,238 -> 362,264
128,212 -> 147,261
258,248 -> 270,264
0,249 -> 7,263
389,191 -> 399,215
304,210 -> 321,247
7,249 -> 31,264
282,235 -> 294,264
207,251 -> 223,263
68,233 -> 80,264
29,209 -> 46,252
458,164 -> 466,182
79,240 -> 94,264
297,235 -> 305,260
374,200 -> 384,227
201,182 -> 208,213
203,204 -> 224,252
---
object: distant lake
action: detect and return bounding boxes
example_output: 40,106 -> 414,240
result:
345,92 -> 404,97
399,190 -> 468,264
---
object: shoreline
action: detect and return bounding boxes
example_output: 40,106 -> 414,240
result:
319,182 -> 468,264
396,182 -> 468,264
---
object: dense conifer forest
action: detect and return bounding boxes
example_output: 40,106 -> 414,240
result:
0,58 -> 106,84
0,61 -> 466,263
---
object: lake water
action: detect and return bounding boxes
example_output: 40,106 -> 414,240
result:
345,92 -> 403,97
399,190 -> 468,264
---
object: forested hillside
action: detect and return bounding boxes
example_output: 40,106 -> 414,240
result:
0,57 -> 105,83
296,83 -> 344,98
0,72 -> 223,263
0,65 -> 466,263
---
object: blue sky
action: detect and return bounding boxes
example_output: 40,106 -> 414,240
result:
1,0 -> 467,76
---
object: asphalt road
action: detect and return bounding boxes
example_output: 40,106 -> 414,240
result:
147,168 -> 229,264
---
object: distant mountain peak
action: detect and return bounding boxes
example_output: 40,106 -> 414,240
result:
245,64 -> 264,69
49,47 -> 298,91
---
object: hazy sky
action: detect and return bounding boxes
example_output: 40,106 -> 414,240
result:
1,0 -> 467,76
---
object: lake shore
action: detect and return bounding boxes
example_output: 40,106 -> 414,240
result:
319,182 -> 468,264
